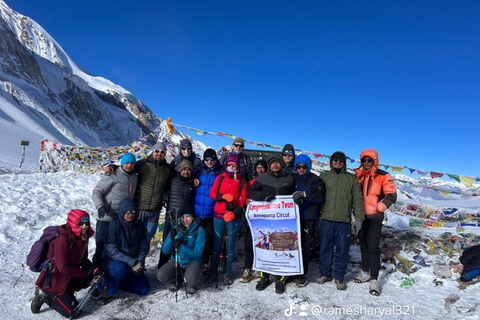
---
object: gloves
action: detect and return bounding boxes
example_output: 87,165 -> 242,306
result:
132,260 -> 144,274
170,227 -> 178,239
222,193 -> 234,202
293,191 -> 306,201
352,220 -> 363,237
233,206 -> 244,219
98,207 -> 106,219
264,196 -> 275,202
294,198 -> 304,206
174,235 -> 183,249
224,211 -> 235,222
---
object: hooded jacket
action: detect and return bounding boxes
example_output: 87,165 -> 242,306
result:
166,172 -> 196,214
219,151 -> 254,183
134,155 -> 174,211
92,166 -> 138,222
104,198 -> 148,266
293,154 -> 326,220
247,156 -> 295,200
35,209 -> 94,294
194,161 -> 222,218
170,152 -> 202,176
320,151 -> 364,223
210,170 -> 248,219
162,216 -> 206,267
282,144 -> 296,175
353,149 -> 397,219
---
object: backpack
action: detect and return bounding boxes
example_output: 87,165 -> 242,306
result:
26,225 -> 72,272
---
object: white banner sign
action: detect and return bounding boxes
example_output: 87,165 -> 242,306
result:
246,195 -> 303,276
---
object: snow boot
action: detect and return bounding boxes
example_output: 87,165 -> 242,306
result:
353,271 -> 371,283
31,287 -> 47,314
223,276 -> 233,286
369,280 -> 380,296
295,275 -> 309,287
255,276 -> 271,291
315,276 -> 332,284
335,279 -> 347,290
240,268 -> 253,283
275,279 -> 286,294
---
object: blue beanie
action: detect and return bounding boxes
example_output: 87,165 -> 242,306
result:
121,153 -> 136,166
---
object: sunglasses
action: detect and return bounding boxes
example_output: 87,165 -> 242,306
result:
283,152 -> 293,157
233,144 -> 244,148
361,158 -> 374,164
182,146 -> 192,150
154,149 -> 166,154
332,158 -> 345,163
227,163 -> 237,168
296,164 -> 308,170
204,158 -> 216,162
124,210 -> 137,216
78,221 -> 90,227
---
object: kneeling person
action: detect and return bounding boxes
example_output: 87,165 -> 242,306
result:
157,211 -> 205,294
102,198 -> 150,301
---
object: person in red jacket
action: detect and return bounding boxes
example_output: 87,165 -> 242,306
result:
31,209 -> 95,318
209,154 -> 248,285
353,149 -> 397,296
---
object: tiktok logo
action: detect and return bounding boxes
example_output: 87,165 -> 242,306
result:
284,305 -> 295,317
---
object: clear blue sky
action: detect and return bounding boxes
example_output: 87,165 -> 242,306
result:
8,0 -> 480,177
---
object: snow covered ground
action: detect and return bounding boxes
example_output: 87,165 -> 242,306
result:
1,169 -> 479,320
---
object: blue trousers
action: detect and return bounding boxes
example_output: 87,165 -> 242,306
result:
105,260 -> 150,297
138,210 -> 161,253
209,217 -> 240,277
318,219 -> 351,281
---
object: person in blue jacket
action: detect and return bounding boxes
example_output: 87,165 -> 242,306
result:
156,209 -> 206,294
194,148 -> 222,272
101,198 -> 149,303
292,154 -> 325,287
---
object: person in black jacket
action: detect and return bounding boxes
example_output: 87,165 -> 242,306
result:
158,159 -> 196,269
292,154 -> 325,287
247,156 -> 295,294
282,143 -> 296,176
219,137 -> 254,183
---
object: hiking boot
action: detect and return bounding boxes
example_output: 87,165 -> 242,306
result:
369,280 -> 380,296
253,270 -> 262,282
31,287 -> 47,314
295,275 -> 309,287
186,286 -> 198,294
96,292 -> 113,306
255,277 -> 271,291
240,268 -> 253,283
353,270 -> 371,283
315,276 -> 332,284
335,279 -> 347,290
202,263 -> 210,275
223,276 -> 233,286
275,279 -> 286,294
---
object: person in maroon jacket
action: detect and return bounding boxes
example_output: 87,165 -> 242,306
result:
31,209 -> 95,318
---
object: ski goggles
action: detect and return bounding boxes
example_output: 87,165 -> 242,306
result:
124,210 -> 137,216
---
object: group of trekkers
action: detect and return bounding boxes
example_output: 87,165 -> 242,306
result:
30,137 -> 397,318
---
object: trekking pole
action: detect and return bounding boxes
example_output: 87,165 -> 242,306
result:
69,273 -> 104,320
171,209 -> 179,303
216,202 -> 231,288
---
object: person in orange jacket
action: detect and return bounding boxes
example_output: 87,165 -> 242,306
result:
353,149 -> 397,296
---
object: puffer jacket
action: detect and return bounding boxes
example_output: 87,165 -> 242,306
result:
104,199 -> 148,266
194,161 -> 222,218
320,152 -> 364,223
210,171 -> 248,219
92,166 -> 138,222
134,156 -> 174,211
294,154 -> 325,220
247,157 -> 295,200
353,149 -> 397,219
36,209 -> 94,294
166,173 -> 196,213
162,217 -> 205,268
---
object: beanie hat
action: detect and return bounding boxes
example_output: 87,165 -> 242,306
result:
203,148 -> 217,160
233,137 -> 244,145
254,158 -> 268,171
180,139 -> 192,149
268,156 -> 283,168
294,154 -> 312,173
121,153 -> 136,166
225,154 -> 240,169
282,143 -> 295,154
152,141 -> 167,151
331,151 -> 346,163
179,159 -> 193,172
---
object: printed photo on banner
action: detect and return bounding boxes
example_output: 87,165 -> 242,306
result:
246,195 -> 303,276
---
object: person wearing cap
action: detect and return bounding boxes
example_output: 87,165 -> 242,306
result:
209,154 -> 248,285
157,210 -> 205,294
31,209 -> 95,317
219,137 -> 254,183
100,198 -> 150,303
194,148 -> 222,272
291,154 -> 325,287
352,149 -> 397,296
316,151 -> 364,291
158,159 -> 196,269
247,155 -> 295,294
92,153 -> 138,269
170,138 -> 202,177
282,143 -> 296,175
134,141 -> 175,254
241,157 -> 268,283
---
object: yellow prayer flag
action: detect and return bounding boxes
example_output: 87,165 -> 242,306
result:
391,166 -> 403,174
439,190 -> 451,197
460,176 -> 474,188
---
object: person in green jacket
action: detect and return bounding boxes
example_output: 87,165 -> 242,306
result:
315,151 -> 364,291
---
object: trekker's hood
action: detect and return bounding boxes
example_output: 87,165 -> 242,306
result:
355,149 -> 379,177
330,151 -> 348,173
66,209 -> 94,239
117,198 -> 138,223
294,154 -> 312,174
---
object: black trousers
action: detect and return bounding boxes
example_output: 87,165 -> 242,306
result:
358,219 -> 383,279
300,220 -> 316,275
244,222 -> 254,269
44,277 -> 89,318
200,217 -> 214,265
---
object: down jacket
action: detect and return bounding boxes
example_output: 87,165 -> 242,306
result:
354,149 -> 397,219
194,161 -> 222,218
210,171 -> 248,219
